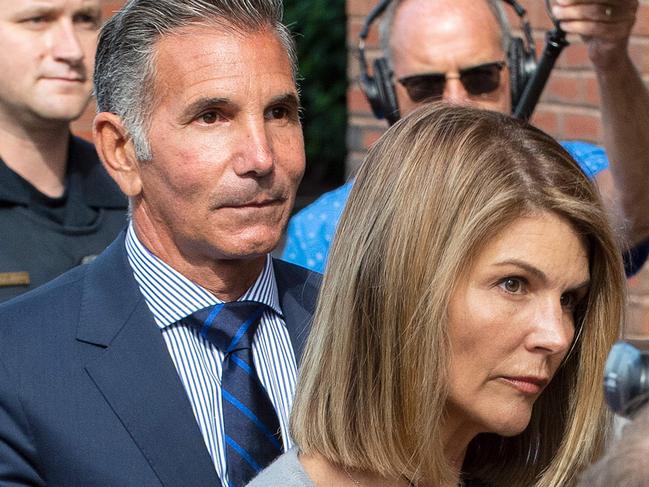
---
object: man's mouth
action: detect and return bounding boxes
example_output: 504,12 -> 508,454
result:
222,197 -> 284,209
42,76 -> 85,83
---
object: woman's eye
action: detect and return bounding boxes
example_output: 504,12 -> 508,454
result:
499,277 -> 525,294
560,292 -> 576,310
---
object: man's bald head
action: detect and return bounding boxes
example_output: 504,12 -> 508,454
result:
378,0 -> 512,115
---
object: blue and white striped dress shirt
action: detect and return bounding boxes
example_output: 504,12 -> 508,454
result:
124,223 -> 297,487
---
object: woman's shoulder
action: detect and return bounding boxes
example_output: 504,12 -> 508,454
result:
247,448 -> 316,487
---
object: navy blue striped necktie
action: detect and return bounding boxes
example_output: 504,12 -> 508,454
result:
187,301 -> 283,486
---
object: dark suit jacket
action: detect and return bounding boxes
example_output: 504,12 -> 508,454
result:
0,234 -> 321,486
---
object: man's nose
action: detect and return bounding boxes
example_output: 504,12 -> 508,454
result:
525,298 -> 574,356
442,75 -> 471,105
49,20 -> 85,65
234,119 -> 275,177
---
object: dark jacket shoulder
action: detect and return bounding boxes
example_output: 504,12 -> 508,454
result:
273,259 -> 321,300
68,135 -> 127,209
272,259 -> 322,365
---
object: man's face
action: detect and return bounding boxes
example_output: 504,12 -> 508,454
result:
131,24 -> 305,267
0,0 -> 100,127
390,0 -> 511,116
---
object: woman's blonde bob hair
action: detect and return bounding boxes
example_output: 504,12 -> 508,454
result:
291,104 -> 625,486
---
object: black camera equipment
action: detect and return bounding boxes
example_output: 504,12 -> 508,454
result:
513,0 -> 569,119
604,340 -> 649,417
358,0 -> 567,124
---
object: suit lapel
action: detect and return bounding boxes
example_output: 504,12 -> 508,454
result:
79,235 -> 220,487
272,259 -> 321,365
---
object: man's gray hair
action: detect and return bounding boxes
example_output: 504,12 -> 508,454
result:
94,0 -> 297,161
378,0 -> 512,68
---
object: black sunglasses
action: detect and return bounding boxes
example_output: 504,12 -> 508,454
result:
397,61 -> 506,103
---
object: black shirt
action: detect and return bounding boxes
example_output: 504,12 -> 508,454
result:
0,136 -> 127,302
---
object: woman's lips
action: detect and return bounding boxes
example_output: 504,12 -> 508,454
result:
498,376 -> 549,395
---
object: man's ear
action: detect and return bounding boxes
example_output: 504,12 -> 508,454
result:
93,112 -> 143,197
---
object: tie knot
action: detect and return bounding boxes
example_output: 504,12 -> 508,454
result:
186,301 -> 267,353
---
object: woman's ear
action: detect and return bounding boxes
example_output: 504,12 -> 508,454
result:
93,112 -> 143,197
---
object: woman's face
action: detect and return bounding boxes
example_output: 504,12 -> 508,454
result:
445,212 -> 590,439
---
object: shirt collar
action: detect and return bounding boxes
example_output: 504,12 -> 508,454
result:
0,135 -> 127,209
124,222 -> 283,329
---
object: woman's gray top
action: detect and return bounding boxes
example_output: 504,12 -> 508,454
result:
248,449 -> 491,486
247,448 -> 315,487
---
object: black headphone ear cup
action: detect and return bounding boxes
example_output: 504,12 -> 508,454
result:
373,57 -> 400,125
359,70 -> 383,120
508,36 -> 526,109
508,36 -> 538,112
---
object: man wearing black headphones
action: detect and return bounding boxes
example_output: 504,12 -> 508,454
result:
282,0 -> 649,275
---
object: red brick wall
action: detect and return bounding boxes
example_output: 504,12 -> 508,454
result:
346,0 -> 649,175
70,0 -> 126,141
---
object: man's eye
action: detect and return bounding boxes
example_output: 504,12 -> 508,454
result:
74,13 -> 101,28
267,106 -> 290,120
198,111 -> 219,124
22,16 -> 50,26
498,277 -> 525,294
